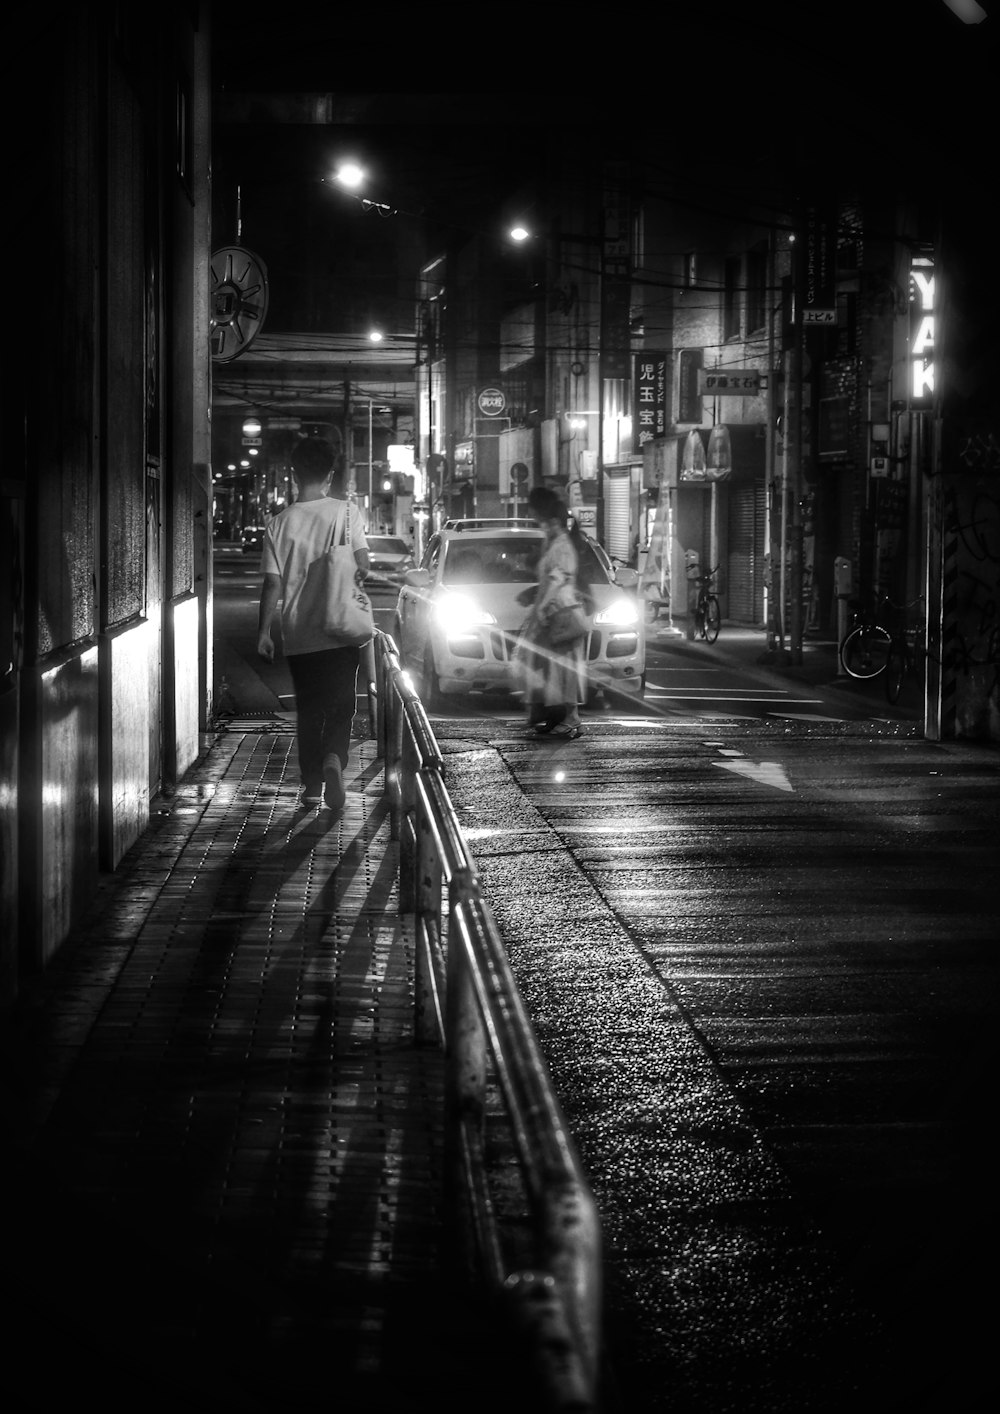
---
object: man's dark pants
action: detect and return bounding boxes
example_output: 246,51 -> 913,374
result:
286,644 -> 360,789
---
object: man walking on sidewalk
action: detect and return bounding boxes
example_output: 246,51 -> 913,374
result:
256,437 -> 370,811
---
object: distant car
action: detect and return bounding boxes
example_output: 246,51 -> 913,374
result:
365,534 -> 415,586
393,521 -> 645,710
240,525 -> 265,553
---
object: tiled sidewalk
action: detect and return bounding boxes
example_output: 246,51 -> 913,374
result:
3,725 -> 524,1413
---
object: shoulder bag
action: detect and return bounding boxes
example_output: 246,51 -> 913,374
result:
546,598 -> 590,646
306,503 -> 375,647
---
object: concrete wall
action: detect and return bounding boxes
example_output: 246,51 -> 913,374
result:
38,648 -> 100,967
173,596 -> 203,783
101,621 -> 151,870
1,10 -> 213,1010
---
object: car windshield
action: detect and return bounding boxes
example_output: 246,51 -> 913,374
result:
368,537 -> 409,555
576,540 -> 612,587
442,537 -> 540,585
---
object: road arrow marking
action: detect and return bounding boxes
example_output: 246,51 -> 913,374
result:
712,757 -> 794,792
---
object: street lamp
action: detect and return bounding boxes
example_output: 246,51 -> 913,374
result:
327,162 -> 397,216
334,161 -> 364,189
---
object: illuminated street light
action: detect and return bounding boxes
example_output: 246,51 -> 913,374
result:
509,224 -> 531,242
327,161 -> 395,216
335,161 -> 365,189
242,413 -> 262,437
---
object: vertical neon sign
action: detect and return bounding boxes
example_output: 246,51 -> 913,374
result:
909,255 -> 935,407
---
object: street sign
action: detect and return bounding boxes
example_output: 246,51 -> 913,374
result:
802,309 -> 837,325
242,436 -> 262,446
477,387 -> 506,416
697,369 -> 763,395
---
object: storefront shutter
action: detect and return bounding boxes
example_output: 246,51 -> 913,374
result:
605,472 -> 631,563
727,480 -> 766,624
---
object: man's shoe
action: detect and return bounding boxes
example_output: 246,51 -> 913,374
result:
323,756 -> 346,812
300,783 -> 323,808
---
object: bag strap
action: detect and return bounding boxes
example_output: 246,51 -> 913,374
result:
325,501 -> 348,552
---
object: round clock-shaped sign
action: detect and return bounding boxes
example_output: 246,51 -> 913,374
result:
210,246 -> 269,362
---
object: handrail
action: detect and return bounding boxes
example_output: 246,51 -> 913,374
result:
368,628 -> 603,1411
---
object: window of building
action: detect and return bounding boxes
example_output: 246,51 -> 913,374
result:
723,256 -> 741,341
677,348 -> 703,424
746,242 -> 767,333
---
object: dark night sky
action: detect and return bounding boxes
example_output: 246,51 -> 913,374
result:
210,0 -> 998,358
211,0 -> 997,213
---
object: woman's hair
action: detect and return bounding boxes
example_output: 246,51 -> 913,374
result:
527,485 -> 566,523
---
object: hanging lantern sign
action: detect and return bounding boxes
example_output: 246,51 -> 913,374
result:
680,429 -> 708,482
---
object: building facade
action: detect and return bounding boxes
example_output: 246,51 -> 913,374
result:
416,142 -> 999,741
2,7 -> 213,1007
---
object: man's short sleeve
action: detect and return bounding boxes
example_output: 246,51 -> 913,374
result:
261,523 -> 281,577
349,506 -> 369,552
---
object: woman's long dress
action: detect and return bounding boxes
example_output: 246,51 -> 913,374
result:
517,530 -> 587,712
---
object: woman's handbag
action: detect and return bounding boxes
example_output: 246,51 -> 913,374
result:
546,599 -> 590,646
305,504 -> 375,648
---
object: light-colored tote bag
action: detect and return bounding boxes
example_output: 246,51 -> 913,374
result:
304,503 -> 375,647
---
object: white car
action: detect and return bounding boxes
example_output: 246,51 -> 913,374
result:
393,521 -> 645,710
364,534 -> 415,586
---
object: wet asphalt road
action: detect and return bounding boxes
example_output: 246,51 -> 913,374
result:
437,716 -> 998,1413
214,550 -> 998,1410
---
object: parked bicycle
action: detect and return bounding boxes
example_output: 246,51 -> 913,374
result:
691,567 -> 721,643
839,594 -> 924,698
885,599 -> 926,704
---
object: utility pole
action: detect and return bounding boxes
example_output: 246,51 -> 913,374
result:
343,380 -> 355,501
787,333 -> 805,666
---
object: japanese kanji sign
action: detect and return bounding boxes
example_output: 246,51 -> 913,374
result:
697,368 -> 763,395
633,352 -> 669,446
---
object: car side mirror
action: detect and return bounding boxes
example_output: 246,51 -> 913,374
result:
404,568 -> 431,587
615,566 -> 638,589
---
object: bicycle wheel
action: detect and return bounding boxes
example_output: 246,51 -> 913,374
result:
704,595 -> 721,643
885,641 -> 906,703
840,623 -> 891,678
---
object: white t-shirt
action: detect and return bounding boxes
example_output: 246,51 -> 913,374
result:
261,498 -> 369,655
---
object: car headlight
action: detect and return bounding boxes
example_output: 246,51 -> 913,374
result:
594,596 -> 639,627
433,592 -> 497,632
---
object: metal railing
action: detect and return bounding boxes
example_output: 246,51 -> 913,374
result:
367,629 -> 603,1411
